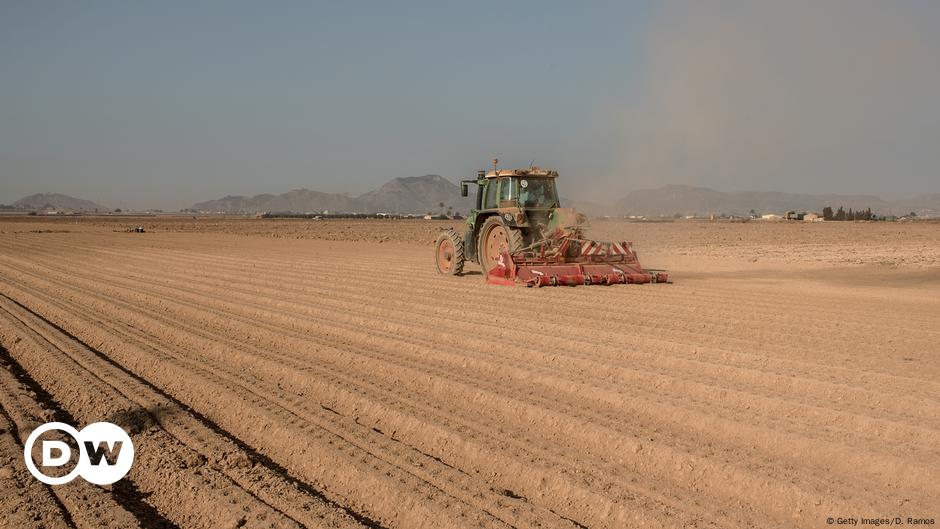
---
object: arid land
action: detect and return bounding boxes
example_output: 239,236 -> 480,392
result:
0,216 -> 938,529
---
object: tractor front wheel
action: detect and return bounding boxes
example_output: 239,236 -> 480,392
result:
434,229 -> 465,275
477,216 -> 523,276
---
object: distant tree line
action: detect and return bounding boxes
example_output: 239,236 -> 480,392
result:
822,206 -> 876,221
259,212 -> 443,219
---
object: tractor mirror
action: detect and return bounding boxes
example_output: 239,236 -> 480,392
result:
461,183 -> 469,197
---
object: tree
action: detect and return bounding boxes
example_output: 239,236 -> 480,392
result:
823,206 -> 833,220
834,206 -> 845,221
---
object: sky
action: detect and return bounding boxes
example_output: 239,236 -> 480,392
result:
1,1 -> 938,210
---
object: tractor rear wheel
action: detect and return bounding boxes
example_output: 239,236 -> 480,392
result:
434,229 -> 465,275
477,216 -> 523,276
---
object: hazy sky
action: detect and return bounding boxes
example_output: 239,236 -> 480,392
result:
2,1 -> 938,210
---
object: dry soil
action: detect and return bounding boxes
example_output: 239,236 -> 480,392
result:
0,216 -> 937,529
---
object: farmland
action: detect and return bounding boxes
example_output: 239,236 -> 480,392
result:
1,216 -> 938,529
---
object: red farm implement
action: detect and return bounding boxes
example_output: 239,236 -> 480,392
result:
485,232 -> 668,287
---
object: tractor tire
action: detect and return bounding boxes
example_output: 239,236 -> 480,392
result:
434,228 -> 465,275
477,216 -> 524,276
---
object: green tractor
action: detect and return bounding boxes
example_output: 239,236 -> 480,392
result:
435,164 -> 668,287
434,165 -> 572,276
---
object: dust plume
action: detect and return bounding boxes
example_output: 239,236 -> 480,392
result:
613,1 -> 940,197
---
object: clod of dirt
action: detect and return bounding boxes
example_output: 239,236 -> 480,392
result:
225,451 -> 253,469
108,407 -> 154,435
179,450 -> 206,469
495,488 -> 525,500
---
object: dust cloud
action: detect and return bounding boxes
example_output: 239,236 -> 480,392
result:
613,1 -> 940,197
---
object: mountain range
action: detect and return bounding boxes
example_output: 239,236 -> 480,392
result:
191,178 -> 939,217
12,193 -> 105,211
7,177 -> 939,217
190,175 -> 475,215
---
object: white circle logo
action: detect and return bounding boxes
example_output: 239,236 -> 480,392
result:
520,179 -> 528,188
24,422 -> 134,485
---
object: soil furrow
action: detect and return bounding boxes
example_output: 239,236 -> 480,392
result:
3,254 -> 934,484
0,367 -> 75,529
10,235 -> 937,342
7,239 -> 937,392
0,343 -> 150,529
26,236 -> 940,346
0,294 -> 377,529
0,286 -> 552,529
2,224 -> 936,529
0,253 -> 932,524
0,302 -> 308,529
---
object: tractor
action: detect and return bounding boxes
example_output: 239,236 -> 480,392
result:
434,164 -> 668,287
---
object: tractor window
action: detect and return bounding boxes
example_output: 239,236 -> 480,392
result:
499,178 -> 513,202
518,178 -> 558,208
483,180 -> 499,209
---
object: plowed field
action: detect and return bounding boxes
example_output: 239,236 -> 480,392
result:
1,217 -> 938,529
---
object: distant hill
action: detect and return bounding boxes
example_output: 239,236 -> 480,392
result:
357,174 -> 474,215
191,175 -> 474,215
191,190 -> 357,214
13,183 -> 938,217
13,193 -> 105,211
191,179 -> 940,217
191,190 -> 361,214
612,185 -> 940,217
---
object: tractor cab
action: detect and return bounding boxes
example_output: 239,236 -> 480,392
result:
473,171 -> 559,211
462,167 -> 559,207
453,167 -> 562,272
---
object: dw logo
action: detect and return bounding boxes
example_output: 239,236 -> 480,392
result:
23,422 -> 134,485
